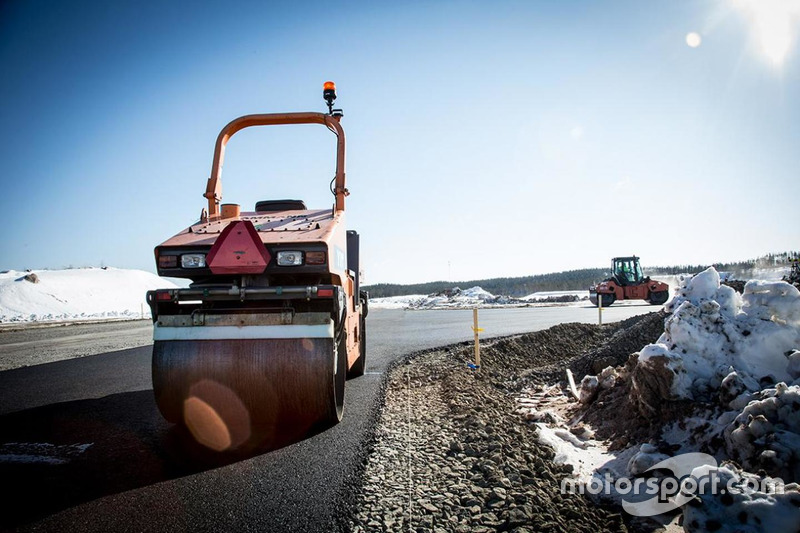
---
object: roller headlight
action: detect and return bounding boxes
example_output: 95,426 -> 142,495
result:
181,254 -> 206,268
276,251 -> 304,266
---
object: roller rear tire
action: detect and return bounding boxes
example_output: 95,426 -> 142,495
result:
592,293 -> 616,307
648,291 -> 669,305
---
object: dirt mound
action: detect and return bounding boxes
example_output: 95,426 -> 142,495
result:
568,311 -> 666,379
514,312 -> 666,384
486,323 -> 605,371
482,312 -> 671,451
573,351 -> 698,450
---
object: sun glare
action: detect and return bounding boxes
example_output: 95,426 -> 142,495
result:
733,0 -> 800,66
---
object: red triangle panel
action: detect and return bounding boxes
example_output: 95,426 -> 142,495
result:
206,220 -> 271,274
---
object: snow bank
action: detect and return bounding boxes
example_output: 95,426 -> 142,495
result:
367,294 -> 427,310
525,267 -> 800,526
629,269 -> 800,482
0,267 -> 178,323
634,267 -> 800,404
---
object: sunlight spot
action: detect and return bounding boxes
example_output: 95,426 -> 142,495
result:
686,32 -> 702,48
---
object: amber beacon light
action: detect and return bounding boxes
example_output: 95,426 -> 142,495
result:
323,81 -> 337,113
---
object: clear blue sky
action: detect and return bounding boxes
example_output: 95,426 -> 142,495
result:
1,0 -> 798,284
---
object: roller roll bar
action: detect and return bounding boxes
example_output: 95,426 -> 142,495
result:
204,112 -> 347,220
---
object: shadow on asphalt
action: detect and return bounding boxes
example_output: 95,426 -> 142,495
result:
0,391 -> 322,529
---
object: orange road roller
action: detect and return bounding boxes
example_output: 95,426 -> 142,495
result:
146,82 -> 367,451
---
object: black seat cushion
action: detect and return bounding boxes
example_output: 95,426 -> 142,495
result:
255,199 -> 307,212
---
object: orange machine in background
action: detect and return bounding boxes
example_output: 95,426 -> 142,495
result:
589,256 -> 670,307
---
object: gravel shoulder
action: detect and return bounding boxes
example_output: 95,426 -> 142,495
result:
350,314 -> 665,533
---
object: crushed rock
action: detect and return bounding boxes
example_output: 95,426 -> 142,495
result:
350,315 -> 667,532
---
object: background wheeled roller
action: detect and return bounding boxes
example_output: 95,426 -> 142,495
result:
589,256 -> 670,307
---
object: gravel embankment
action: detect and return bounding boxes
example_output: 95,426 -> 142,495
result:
351,314 -> 666,532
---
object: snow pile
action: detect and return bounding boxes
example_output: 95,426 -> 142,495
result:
521,290 -> 588,303
521,290 -> 584,300
522,267 -> 800,526
632,268 -> 800,409
0,267 -> 178,323
628,270 -> 800,482
409,286 -> 507,309
459,286 -> 494,300
370,286 -> 527,310
683,464 -> 800,533
367,294 -> 428,310
724,383 -> 800,481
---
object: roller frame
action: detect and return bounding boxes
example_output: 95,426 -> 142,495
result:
147,96 -> 364,452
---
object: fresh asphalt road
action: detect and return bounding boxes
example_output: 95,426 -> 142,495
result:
0,304 -> 657,533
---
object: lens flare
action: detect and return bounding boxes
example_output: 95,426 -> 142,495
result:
184,397 -> 232,451
184,379 -> 252,451
733,0 -> 800,66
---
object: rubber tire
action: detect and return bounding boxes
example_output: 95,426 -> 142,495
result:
347,315 -> 367,379
648,291 -> 669,305
593,293 -> 616,307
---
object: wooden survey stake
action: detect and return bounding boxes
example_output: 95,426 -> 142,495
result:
472,308 -> 483,370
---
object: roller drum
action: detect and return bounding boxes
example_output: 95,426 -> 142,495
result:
152,337 -> 344,451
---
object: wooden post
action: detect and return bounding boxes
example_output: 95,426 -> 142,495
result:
598,293 -> 603,326
473,308 -> 481,370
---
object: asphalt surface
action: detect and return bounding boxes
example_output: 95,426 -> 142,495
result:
0,304 -> 657,532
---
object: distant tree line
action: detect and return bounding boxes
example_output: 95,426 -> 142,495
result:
365,268 -> 608,298
364,251 -> 799,298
